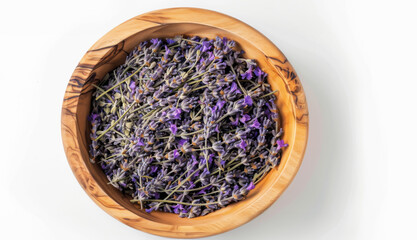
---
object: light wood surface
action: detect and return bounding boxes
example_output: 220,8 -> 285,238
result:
61,7 -> 308,238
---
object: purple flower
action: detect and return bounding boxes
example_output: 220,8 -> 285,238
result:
277,139 -> 288,149
150,38 -> 159,45
207,51 -> 215,61
173,108 -> 182,118
168,108 -> 182,120
170,124 -> 178,135
244,95 -> 253,106
166,38 -> 176,45
136,138 -> 145,146
254,67 -> 262,77
129,81 -> 136,92
241,67 -> 253,80
178,139 -> 188,147
192,157 -> 198,166
163,45 -> 171,61
88,113 -> 100,122
237,140 -> 247,150
202,41 -> 212,52
251,119 -> 261,129
216,100 -> 226,110
172,204 -> 183,214
145,207 -> 154,213
173,149 -> 180,158
231,117 -> 239,126
210,106 -> 218,116
240,114 -> 251,123
150,166 -> 158,174
230,82 -> 237,93
89,35 -> 283,218
246,182 -> 255,190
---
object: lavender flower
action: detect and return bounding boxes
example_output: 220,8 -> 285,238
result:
89,36 -> 287,218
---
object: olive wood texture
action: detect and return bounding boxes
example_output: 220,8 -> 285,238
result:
61,7 -> 308,238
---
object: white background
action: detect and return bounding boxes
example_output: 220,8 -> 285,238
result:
1,0 -> 416,239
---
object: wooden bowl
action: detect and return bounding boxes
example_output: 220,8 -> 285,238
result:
61,7 -> 308,238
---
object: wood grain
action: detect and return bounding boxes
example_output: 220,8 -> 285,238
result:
61,7 -> 309,238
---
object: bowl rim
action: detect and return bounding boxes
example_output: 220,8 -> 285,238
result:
61,7 -> 309,238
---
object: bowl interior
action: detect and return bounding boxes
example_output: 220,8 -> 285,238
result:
74,23 -> 296,225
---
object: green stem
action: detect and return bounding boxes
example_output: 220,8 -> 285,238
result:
92,84 -> 115,104
191,106 -> 204,121
189,85 -> 207,93
163,182 -> 215,193
259,90 -> 278,99
188,78 -> 205,85
185,51 -> 201,76
141,109 -> 158,119
182,38 -> 202,44
248,84 -> 261,92
113,129 -> 127,138
227,162 -> 244,172
229,65 -> 247,95
225,127 -> 245,134
193,147 -> 213,151
169,44 -> 180,49
254,165 -> 272,184
95,103 -> 136,141
132,199 -> 213,206
181,129 -> 204,136
215,113 -> 231,124
163,168 -> 201,200
225,155 -> 240,168
141,175 -> 153,180
129,103 -> 150,115
167,168 -> 192,189
103,153 -> 120,160
96,64 -> 145,100
199,190 -> 220,197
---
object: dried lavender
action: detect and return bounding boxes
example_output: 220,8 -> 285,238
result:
89,36 -> 288,218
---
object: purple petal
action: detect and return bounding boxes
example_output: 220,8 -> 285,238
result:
150,38 -> 159,45
173,108 -> 182,119
214,125 -> 220,133
277,140 -> 289,149
238,140 -> 247,150
178,139 -> 188,147
251,119 -> 261,129
246,182 -> 255,190
216,100 -> 226,110
145,208 -> 154,213
150,165 -> 158,174
129,81 -> 136,91
136,138 -> 145,146
202,41 -> 212,52
166,39 -> 176,45
173,149 -> 180,158
231,117 -> 239,126
230,82 -> 238,93
240,114 -> 251,123
244,95 -> 253,106
170,124 -> 178,135
254,67 -> 262,77
241,66 -> 253,80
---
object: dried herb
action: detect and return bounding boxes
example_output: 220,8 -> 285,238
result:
89,36 -> 287,218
